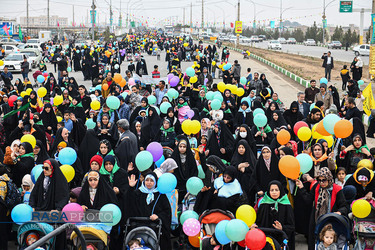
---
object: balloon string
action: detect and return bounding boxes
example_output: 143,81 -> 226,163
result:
294,173 -> 302,196
151,193 -> 161,215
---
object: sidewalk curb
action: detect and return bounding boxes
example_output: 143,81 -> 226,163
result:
224,44 -> 310,88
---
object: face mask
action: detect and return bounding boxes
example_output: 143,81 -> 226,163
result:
239,132 -> 247,138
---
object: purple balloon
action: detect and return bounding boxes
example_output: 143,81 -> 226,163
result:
167,73 -> 174,82
146,142 -> 163,162
187,109 -> 195,119
170,76 -> 180,87
204,78 -> 208,84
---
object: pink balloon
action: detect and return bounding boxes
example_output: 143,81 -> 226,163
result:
62,202 -> 84,223
129,78 -> 135,86
183,218 -> 200,236
187,109 -> 194,119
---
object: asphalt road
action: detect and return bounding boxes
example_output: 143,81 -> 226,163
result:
240,41 -> 369,66
8,46 -> 310,250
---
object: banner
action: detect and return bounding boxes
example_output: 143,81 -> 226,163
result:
270,21 -> 275,29
371,14 -> 375,45
362,82 -> 375,116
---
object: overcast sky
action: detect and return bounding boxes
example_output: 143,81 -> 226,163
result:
1,0 -> 372,29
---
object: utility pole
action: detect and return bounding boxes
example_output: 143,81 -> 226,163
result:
72,5 -> 75,27
368,0 -> 375,79
279,0 -> 282,38
26,0 -> 29,36
322,0 -> 326,44
47,0 -> 50,29
183,7 -> 185,32
236,0 -> 240,46
190,2 -> 192,32
110,0 -> 113,32
201,0 -> 204,30
119,0 -> 122,28
91,0 -> 96,42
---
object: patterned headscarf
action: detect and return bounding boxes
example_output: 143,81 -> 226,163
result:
315,167 -> 334,221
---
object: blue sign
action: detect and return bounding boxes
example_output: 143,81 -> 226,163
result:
0,22 -> 13,36
270,21 -> 275,29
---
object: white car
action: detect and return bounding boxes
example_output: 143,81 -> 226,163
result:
250,35 -> 260,42
0,38 -> 20,46
268,40 -> 282,50
277,37 -> 287,44
27,39 -> 40,44
353,44 -> 370,56
20,48 -> 42,68
1,44 -> 20,55
241,37 -> 252,43
0,53 -> 32,72
304,39 -> 316,46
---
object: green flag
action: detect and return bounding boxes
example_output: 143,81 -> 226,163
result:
3,103 -> 29,119
18,26 -> 23,41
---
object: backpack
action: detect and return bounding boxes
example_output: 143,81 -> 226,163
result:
3,179 -> 22,209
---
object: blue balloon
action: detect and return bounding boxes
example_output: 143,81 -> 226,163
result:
296,153 -> 313,174
253,113 -> 268,127
186,67 -> 195,77
215,220 -> 231,245
253,108 -> 265,117
206,91 -> 215,101
157,173 -> 177,194
197,165 -> 205,179
11,204 -> 33,224
310,103 -> 315,111
58,147 -> 77,165
186,177 -> 204,195
100,203 -> 122,226
37,75 -> 45,83
85,119 -> 96,129
95,85 -> 102,91
31,164 -> 43,183
214,92 -> 223,102
323,114 -> 341,135
320,78 -> 328,84
155,155 -> 165,168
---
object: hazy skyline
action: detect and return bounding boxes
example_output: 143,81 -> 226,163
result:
1,0 -> 372,29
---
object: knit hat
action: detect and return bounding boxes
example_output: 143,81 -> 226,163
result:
57,141 -> 67,148
90,155 -> 103,167
26,232 -> 39,245
320,83 -> 327,89
103,155 -> 116,165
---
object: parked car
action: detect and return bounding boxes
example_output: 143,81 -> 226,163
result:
20,48 -> 42,68
241,36 -> 252,43
1,44 -> 20,55
328,41 -> 342,49
0,53 -> 32,72
258,35 -> 267,41
304,39 -> 316,46
0,38 -> 20,46
268,40 -> 282,50
353,44 -> 370,56
250,36 -> 260,42
286,37 -> 296,44
277,37 -> 287,44
26,39 -> 40,45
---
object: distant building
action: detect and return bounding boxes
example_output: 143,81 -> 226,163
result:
20,15 -> 68,27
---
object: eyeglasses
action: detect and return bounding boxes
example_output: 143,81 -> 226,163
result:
43,167 -> 50,170
291,108 -> 297,111
317,179 -> 327,183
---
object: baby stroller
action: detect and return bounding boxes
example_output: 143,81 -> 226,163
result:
70,226 -> 109,250
352,198 -> 375,250
185,51 -> 192,62
258,227 -> 289,250
182,192 -> 197,212
123,217 -> 162,250
126,53 -> 132,61
198,209 -> 235,238
315,213 -> 351,250
17,222 -> 55,250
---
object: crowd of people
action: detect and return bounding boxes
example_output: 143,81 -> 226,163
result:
0,30 -> 374,250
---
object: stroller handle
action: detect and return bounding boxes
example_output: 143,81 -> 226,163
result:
126,217 -> 162,226
257,227 -> 288,242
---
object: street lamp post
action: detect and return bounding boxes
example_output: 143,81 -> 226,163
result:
322,0 -> 335,44
215,5 -> 226,30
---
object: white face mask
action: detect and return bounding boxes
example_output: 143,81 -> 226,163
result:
239,132 -> 247,138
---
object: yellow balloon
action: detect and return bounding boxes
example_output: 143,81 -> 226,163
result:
321,136 -> 334,148
20,91 -> 27,98
37,87 -> 47,98
189,76 -> 198,84
91,100 -> 101,110
54,95 -> 63,106
358,159 -> 373,170
311,123 -> 323,139
212,61 -> 216,66
26,88 -> 32,95
20,134 -> 36,148
0,60 -> 4,66
297,127 -> 312,141
352,199 -> 371,218
51,53 -> 54,57
229,84 -> 237,94
190,120 -> 201,134
217,82 -> 226,93
56,116 -> 63,122
181,119 -> 192,135
236,87 -> 245,97
236,205 -> 256,227
60,165 -> 75,183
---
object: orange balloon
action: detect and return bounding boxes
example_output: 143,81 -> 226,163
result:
316,120 -> 331,136
334,119 -> 353,138
279,155 -> 300,179
188,234 -> 200,248
102,83 -> 109,91
113,73 -> 123,84
119,79 -> 126,88
276,129 -> 291,145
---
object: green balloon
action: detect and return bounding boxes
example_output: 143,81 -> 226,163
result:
225,219 -> 248,242
253,108 -> 265,117
186,177 -> 204,195
135,151 -> 153,171
211,99 -> 221,110
160,102 -> 172,114
197,165 -> 205,179
180,210 -> 199,225
106,96 -> 120,110
253,113 -> 268,127
186,67 -> 195,77
240,77 -> 247,85
206,91 -> 215,100
148,95 -> 157,105
167,89 -> 179,100
214,92 -> 223,102
85,119 -> 96,129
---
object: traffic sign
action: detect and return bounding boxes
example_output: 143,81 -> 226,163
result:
235,21 -> 242,34
339,1 -> 352,13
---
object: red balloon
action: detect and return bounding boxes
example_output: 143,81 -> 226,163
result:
8,95 -> 17,107
238,239 -> 246,247
245,229 -> 266,250
43,72 -> 48,77
293,121 -> 308,135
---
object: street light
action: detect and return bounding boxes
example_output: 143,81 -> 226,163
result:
322,0 -> 336,44
279,0 -> 292,38
126,0 -> 136,28
215,5 -> 226,30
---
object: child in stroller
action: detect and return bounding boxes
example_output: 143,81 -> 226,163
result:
128,238 -> 151,249
18,222 -> 55,250
123,217 -> 162,250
